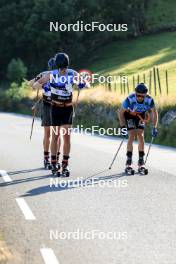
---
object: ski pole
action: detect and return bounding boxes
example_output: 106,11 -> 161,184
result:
69,88 -> 81,124
30,100 -> 41,140
145,137 -> 154,164
73,88 -> 80,118
30,87 -> 40,140
109,138 -> 125,170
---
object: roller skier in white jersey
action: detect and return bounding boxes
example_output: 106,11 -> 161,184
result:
119,83 -> 158,175
33,52 -> 87,177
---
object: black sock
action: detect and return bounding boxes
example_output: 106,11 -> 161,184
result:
44,151 -> 49,160
126,151 -> 132,159
62,155 -> 69,166
63,155 -> 69,161
51,155 -> 57,165
139,151 -> 145,159
139,151 -> 145,165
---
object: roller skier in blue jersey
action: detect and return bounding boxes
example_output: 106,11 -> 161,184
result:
34,53 -> 87,177
119,83 -> 158,174
29,58 -> 61,170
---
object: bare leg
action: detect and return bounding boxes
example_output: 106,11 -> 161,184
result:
61,125 -> 71,156
43,126 -> 50,152
50,126 -> 60,172
56,135 -> 61,163
60,125 -> 72,176
51,126 -> 60,156
126,129 -> 135,166
127,130 -> 135,152
137,129 -> 145,152
137,129 -> 145,165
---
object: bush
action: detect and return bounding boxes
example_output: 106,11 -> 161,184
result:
5,81 -> 30,101
7,58 -> 27,84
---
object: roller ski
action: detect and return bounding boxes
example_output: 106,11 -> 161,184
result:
55,163 -> 61,177
138,158 -> 148,175
125,165 -> 135,175
44,159 -> 52,170
50,160 -> 58,175
138,165 -> 148,175
43,152 -> 52,170
60,161 -> 70,177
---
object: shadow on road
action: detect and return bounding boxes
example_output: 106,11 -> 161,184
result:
7,167 -> 44,175
21,171 -> 133,197
0,168 -> 51,188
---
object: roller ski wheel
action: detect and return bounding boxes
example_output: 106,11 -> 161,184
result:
138,166 -> 148,175
125,166 -> 135,175
56,165 -> 61,177
61,165 -> 70,177
44,160 -> 52,170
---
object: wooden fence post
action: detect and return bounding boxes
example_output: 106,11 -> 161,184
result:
149,70 -> 152,94
166,70 -> 169,95
143,73 -> 146,83
127,77 -> 130,93
133,76 -> 135,90
153,67 -> 157,96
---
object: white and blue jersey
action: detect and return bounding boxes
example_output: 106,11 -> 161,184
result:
49,69 -> 76,102
42,81 -> 52,102
122,93 -> 155,113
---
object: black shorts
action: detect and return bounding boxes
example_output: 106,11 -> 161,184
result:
41,101 -> 52,127
51,105 -> 73,126
124,112 -> 145,130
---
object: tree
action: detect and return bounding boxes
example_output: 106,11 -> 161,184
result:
7,58 -> 27,83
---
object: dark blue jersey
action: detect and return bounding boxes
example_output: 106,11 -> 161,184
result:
122,93 -> 155,113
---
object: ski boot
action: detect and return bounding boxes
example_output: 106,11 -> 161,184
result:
43,152 -> 52,170
50,160 -> 58,175
56,153 -> 61,175
44,159 -> 52,170
138,158 -> 148,175
61,161 -> 70,177
125,158 -> 135,175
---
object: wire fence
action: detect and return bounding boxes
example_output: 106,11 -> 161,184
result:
94,67 -> 175,96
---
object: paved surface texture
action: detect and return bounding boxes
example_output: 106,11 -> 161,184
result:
0,113 -> 176,264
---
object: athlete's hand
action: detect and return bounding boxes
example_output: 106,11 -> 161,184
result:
121,126 -> 128,138
152,127 -> 158,137
78,82 -> 86,89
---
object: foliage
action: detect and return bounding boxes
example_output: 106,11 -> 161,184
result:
0,0 -> 176,80
7,58 -> 27,83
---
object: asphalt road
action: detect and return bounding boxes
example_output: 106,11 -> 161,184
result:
0,112 -> 176,264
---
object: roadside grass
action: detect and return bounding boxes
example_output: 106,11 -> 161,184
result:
77,86 -> 176,109
86,31 -> 176,98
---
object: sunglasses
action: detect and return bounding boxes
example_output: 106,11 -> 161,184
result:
136,93 -> 146,99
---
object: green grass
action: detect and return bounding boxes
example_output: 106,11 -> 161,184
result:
86,31 -> 176,98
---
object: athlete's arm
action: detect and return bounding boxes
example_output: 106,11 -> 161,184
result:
28,73 -> 44,90
33,72 -> 50,89
118,107 -> 126,127
118,98 -> 130,126
151,107 -> 158,128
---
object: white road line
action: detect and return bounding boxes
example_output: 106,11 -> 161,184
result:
16,198 -> 36,220
0,170 -> 12,182
40,248 -> 59,264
